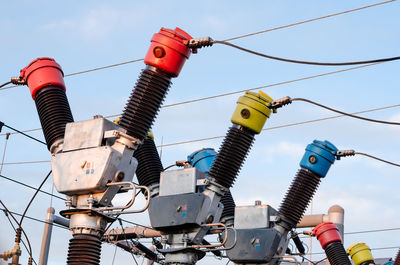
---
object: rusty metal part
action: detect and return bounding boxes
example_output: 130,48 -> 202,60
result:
103,226 -> 161,241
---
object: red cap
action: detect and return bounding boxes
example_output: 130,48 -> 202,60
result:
312,222 -> 342,249
144,27 -> 192,77
20,57 -> 66,100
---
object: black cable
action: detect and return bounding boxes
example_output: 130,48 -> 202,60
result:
0,200 -> 34,264
19,170 -> 52,227
0,174 -> 65,201
213,40 -> 400,66
2,123 -> 46,145
0,81 -> 12,88
290,98 -> 400,125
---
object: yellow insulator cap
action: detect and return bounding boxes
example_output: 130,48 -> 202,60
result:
231,91 -> 273,134
347,243 -> 374,265
113,117 -> 121,124
147,129 -> 154,140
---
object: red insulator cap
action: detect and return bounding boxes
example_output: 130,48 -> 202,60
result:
20,57 -> 66,100
313,222 -> 342,249
144,27 -> 192,77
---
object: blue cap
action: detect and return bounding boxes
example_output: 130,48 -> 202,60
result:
300,140 -> 338,177
187,148 -> 217,174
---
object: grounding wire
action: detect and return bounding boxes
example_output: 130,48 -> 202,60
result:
1,123 -> 46,145
213,40 -> 400,66
0,0 -> 395,91
0,61 -> 387,137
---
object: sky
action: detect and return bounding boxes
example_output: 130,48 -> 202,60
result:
0,1 -> 399,264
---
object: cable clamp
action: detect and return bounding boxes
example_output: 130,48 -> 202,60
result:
10,76 -> 26,85
335,149 -> 355,160
269,96 -> 292,109
185,37 -> 214,53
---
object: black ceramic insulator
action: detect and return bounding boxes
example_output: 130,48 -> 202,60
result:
278,168 -> 321,228
67,234 -> 101,265
208,126 -> 255,188
34,86 -> 74,150
220,190 -> 235,221
119,66 -> 171,141
292,235 -> 305,254
394,249 -> 400,265
324,241 -> 352,265
133,136 -> 163,187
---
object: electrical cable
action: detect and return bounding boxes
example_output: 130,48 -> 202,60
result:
307,246 -> 400,255
1,208 -> 38,265
1,122 -> 46,145
290,98 -> 400,125
0,160 -> 50,166
0,174 -> 65,201
19,170 -> 52,227
355,152 -> 400,167
0,200 -> 34,264
213,40 -> 400,66
223,0 -> 396,41
0,133 -> 10,175
0,81 -> 12,88
0,62 -> 388,137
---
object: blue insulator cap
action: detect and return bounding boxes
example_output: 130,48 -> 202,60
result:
382,262 -> 394,265
300,140 -> 338,177
187,148 -> 217,174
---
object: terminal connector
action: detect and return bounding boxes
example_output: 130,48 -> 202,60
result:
269,96 -> 292,110
10,76 -> 26,85
336,149 -> 356,159
185,37 -> 214,52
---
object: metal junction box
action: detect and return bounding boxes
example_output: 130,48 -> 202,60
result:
235,204 -> 278,229
159,168 -> 205,196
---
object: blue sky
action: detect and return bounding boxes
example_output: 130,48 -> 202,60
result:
0,1 -> 399,264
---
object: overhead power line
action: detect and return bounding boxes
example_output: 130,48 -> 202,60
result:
0,0 -> 395,91
156,103 -> 400,148
0,62 -> 387,137
222,0 -> 396,42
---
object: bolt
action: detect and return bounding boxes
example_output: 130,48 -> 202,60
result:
309,155 -> 317,164
115,171 -> 125,181
240,108 -> 251,119
206,215 -> 214,224
176,206 -> 182,212
153,46 -> 165,58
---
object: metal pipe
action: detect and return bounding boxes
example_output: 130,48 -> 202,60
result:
103,226 -> 161,241
38,208 -> 54,265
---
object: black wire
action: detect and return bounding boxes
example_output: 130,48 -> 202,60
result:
2,123 -> 46,145
0,200 -> 34,264
355,152 -> 400,167
213,40 -> 400,66
291,98 -> 400,125
0,174 -> 65,201
19,170 -> 52,227
0,81 -> 12,88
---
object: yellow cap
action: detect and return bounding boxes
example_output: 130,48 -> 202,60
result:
231,91 -> 273,134
113,117 -> 121,124
347,243 -> 374,265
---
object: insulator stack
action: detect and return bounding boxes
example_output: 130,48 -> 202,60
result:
394,249 -> 400,265
220,190 -> 236,223
208,126 -> 255,188
119,67 -> 171,141
278,140 -> 338,228
313,222 -> 351,265
208,91 -> 274,189
119,27 -> 193,141
347,243 -> 375,265
20,58 -> 74,151
133,135 -> 163,187
279,168 -> 321,227
67,234 -> 101,265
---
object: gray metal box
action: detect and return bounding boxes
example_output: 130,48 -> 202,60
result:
159,168 -> 205,196
226,228 -> 281,263
148,193 -> 206,231
235,204 -> 278,229
63,118 -> 117,152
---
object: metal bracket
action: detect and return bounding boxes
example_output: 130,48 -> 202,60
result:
190,223 -> 237,251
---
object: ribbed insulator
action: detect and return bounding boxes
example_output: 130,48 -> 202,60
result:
394,249 -> 400,265
133,136 -> 163,187
34,86 -> 74,150
67,234 -> 101,265
220,190 -> 235,221
119,67 -> 171,141
324,241 -> 352,265
278,168 -> 321,227
208,126 -> 255,188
